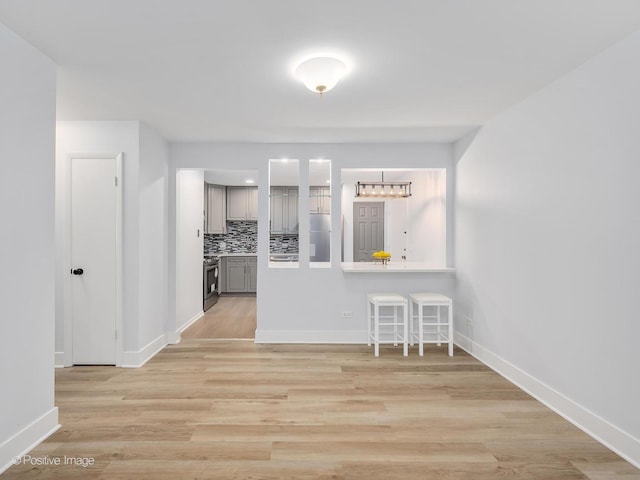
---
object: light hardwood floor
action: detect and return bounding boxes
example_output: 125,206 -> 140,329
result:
182,296 -> 256,339
4,341 -> 639,479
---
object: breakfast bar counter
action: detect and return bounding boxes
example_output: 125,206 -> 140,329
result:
341,262 -> 456,273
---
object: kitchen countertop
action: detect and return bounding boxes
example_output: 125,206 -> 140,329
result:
341,262 -> 456,273
205,252 -> 257,257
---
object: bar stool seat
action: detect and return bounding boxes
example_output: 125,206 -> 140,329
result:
409,293 -> 453,356
367,293 -> 408,357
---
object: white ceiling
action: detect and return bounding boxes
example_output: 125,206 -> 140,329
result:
1,1 -> 640,143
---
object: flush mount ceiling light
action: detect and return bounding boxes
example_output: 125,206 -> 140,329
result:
295,56 -> 347,95
355,172 -> 412,198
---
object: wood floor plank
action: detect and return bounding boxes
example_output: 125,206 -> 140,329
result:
572,461 -> 640,479
333,461 -> 590,480
100,459 -> 342,480
488,439 -> 627,464
271,440 -> 497,463
190,424 -> 393,442
3,340 -> 639,479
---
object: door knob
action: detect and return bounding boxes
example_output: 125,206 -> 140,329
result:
71,268 -> 84,275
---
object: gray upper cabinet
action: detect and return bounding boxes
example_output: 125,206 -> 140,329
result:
226,187 -> 248,220
309,186 -> 330,214
270,187 -> 298,234
205,184 -> 226,234
227,186 -> 258,221
248,187 -> 258,220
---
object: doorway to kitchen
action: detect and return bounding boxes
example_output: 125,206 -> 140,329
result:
177,168 -> 258,340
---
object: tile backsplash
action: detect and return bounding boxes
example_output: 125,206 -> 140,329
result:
269,234 -> 299,254
205,221 -> 257,254
204,220 -> 300,255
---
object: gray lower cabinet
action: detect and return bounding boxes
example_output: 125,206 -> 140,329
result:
221,256 -> 257,293
226,258 -> 247,292
247,257 -> 257,291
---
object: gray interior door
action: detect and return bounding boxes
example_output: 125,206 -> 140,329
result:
353,202 -> 384,262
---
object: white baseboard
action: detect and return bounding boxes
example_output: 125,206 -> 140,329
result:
54,351 -> 66,368
455,332 -> 640,469
165,331 -> 181,344
120,333 -> 167,368
0,407 -> 60,475
178,310 -> 204,333
164,311 -> 204,346
255,329 -> 366,344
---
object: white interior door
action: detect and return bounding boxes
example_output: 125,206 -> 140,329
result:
71,156 -> 118,364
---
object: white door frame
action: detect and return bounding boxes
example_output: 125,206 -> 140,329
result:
62,153 -> 123,366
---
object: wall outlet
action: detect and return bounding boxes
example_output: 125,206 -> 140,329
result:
465,316 -> 472,326
341,311 -> 353,318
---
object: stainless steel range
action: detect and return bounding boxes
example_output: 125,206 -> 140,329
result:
203,257 -> 220,311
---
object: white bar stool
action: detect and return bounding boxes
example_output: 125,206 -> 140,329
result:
409,293 -> 453,356
367,293 -> 408,357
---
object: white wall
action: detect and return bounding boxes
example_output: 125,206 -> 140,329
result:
455,31 -> 640,466
56,121 -> 170,365
175,169 -> 204,332
0,22 -> 58,473
169,143 -> 455,343
138,124 -> 169,353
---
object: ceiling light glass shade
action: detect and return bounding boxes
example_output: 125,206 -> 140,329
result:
355,182 -> 412,198
295,57 -> 346,94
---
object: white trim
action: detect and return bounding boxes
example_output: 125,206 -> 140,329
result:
120,333 -> 167,368
455,332 -> 640,469
255,329 -> 365,344
54,351 -> 66,368
177,310 -> 204,334
165,331 -> 181,345
62,153 -> 124,367
114,154 -> 124,367
61,153 -> 72,367
0,408 -> 59,475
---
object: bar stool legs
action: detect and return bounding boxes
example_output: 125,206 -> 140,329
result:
368,293 -> 452,357
409,293 -> 453,357
367,294 -> 408,357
